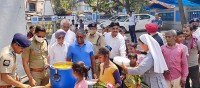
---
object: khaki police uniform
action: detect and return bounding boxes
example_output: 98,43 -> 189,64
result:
22,38 -> 49,86
0,46 -> 17,87
86,32 -> 106,55
86,32 -> 106,77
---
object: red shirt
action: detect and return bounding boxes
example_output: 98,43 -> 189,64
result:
161,43 -> 188,81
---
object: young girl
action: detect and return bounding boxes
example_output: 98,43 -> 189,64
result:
97,47 -> 122,87
122,53 -> 141,88
72,61 -> 89,88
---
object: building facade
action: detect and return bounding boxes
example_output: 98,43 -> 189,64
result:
25,0 -> 45,16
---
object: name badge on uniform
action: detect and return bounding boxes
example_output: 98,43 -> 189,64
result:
3,60 -> 10,66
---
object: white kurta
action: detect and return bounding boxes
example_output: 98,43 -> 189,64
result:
48,42 -> 69,65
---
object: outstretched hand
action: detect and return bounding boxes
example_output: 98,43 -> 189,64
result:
121,62 -> 128,73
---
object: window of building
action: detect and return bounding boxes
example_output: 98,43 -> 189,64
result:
29,3 -> 36,11
160,12 -> 174,21
188,11 -> 200,21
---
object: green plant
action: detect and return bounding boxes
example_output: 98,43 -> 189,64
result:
92,80 -> 107,88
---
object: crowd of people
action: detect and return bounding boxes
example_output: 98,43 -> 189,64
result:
0,12 -> 200,88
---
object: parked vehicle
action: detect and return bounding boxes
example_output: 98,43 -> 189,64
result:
100,14 -> 155,31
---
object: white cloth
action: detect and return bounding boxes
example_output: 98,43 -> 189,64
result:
139,34 -> 168,73
105,32 -> 126,58
193,27 -> 200,39
128,14 -> 137,26
71,25 -> 76,32
49,29 -> 76,46
48,42 -> 69,65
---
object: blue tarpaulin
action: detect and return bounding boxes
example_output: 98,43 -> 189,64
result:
146,0 -> 200,9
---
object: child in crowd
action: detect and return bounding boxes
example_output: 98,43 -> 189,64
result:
119,26 -> 128,40
97,47 -> 122,87
121,53 -> 141,88
175,30 -> 189,57
126,42 -> 137,54
72,61 -> 89,88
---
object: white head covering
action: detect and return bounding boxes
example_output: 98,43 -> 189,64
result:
139,34 -> 168,73
55,30 -> 66,39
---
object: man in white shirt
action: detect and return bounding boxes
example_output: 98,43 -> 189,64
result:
48,30 -> 69,65
70,19 -> 76,33
105,22 -> 126,60
128,10 -> 137,43
49,19 -> 76,46
105,22 -> 126,75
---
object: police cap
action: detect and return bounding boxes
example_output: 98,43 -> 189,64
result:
189,18 -> 199,24
13,33 -> 31,48
88,22 -> 97,27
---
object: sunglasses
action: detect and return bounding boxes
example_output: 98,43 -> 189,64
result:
58,37 -> 64,40
76,36 -> 84,39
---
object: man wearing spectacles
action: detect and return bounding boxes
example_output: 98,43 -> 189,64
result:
22,26 -> 49,87
67,29 -> 96,80
48,30 -> 69,65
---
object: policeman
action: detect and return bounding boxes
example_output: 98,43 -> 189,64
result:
189,18 -> 199,30
0,33 -> 31,88
86,22 -> 106,77
189,18 -> 200,39
128,10 -> 137,43
22,26 -> 49,87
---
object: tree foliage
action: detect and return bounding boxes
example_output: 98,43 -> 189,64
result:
84,0 -> 149,14
52,0 -> 78,16
52,0 -> 66,16
52,0 -> 149,15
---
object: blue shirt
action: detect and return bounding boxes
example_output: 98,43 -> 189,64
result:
152,19 -> 162,32
152,19 -> 162,26
67,40 -> 94,67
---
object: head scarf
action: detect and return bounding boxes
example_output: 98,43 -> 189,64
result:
139,34 -> 168,73
55,30 -> 66,39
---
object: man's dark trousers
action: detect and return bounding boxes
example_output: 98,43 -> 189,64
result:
129,25 -> 137,43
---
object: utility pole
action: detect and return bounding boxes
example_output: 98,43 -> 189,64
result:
178,0 -> 187,28
96,0 -> 99,22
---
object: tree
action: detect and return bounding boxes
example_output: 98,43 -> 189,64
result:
84,0 -> 149,14
178,0 -> 187,27
83,0 -> 115,14
52,0 -> 66,16
52,0 -> 78,16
